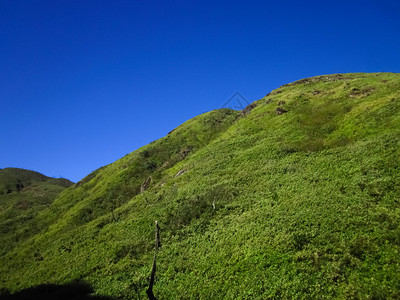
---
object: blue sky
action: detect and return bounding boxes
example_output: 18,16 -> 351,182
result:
1,0 -> 400,182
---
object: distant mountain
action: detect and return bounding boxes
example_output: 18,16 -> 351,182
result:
0,168 -> 73,255
1,73 -> 399,299
0,167 -> 72,194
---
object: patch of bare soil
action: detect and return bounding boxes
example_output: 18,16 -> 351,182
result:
275,107 -> 288,115
15,199 -> 31,210
349,87 -> 375,98
140,177 -> 152,193
242,102 -> 257,115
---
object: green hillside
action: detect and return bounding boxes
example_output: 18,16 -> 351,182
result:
1,73 -> 400,299
0,168 -> 73,256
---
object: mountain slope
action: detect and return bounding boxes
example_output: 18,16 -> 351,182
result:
1,73 -> 400,299
0,168 -> 73,255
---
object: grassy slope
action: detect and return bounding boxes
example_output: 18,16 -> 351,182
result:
0,168 -> 73,255
1,73 -> 400,299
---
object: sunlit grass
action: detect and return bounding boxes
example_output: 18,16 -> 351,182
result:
1,73 -> 400,299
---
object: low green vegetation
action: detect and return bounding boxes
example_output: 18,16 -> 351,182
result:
0,168 -> 73,256
1,73 -> 399,299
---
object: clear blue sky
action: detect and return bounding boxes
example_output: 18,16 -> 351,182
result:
1,0 -> 400,182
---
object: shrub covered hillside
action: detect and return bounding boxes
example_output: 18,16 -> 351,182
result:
0,168 -> 73,256
1,73 -> 400,299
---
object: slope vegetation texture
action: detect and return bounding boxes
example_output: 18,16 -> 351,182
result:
1,73 -> 399,299
0,168 -> 73,256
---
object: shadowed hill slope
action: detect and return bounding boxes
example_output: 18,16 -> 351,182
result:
1,73 -> 400,299
0,168 -> 72,194
0,168 -> 73,255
